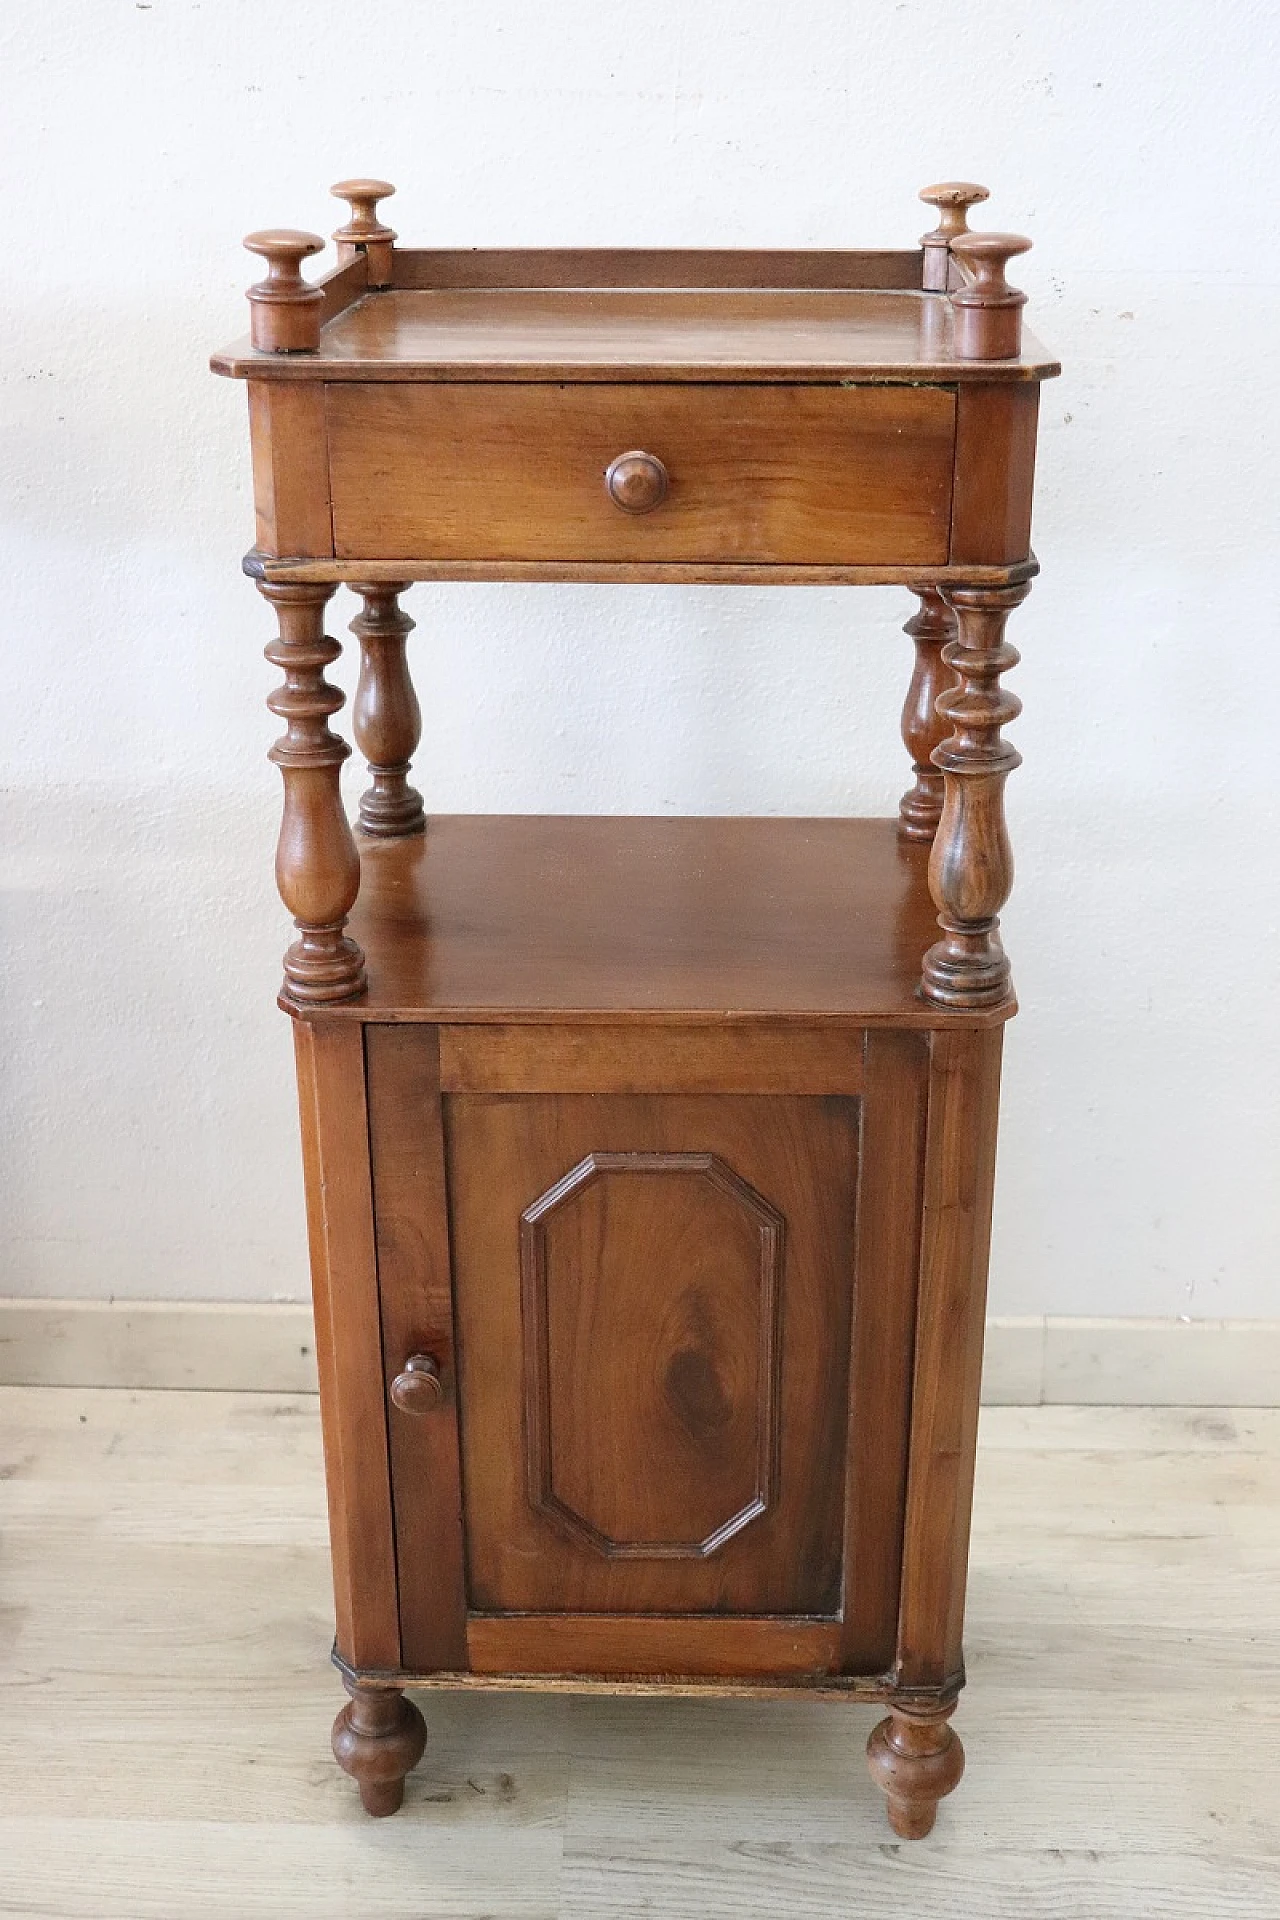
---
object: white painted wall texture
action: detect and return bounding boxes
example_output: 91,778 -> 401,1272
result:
2,2 -> 1278,1314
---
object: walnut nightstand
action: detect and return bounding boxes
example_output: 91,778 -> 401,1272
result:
211,176 -> 1058,1839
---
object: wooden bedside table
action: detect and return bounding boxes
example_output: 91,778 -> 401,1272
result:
211,177 -> 1058,1839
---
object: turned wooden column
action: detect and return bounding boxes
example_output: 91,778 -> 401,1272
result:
332,1679 -> 427,1816
260,580 -> 366,1004
898,588 -> 958,843
350,583 -> 426,838
920,583 -> 1028,1009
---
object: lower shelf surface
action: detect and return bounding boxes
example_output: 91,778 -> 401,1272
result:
329,814 -> 1008,1026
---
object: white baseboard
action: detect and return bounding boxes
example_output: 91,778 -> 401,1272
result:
982,1316 -> 1280,1407
1,1300 -> 1277,1406
0,1300 -> 320,1394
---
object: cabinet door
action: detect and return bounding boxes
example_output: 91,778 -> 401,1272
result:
373,1029 -> 927,1681
448,1093 -> 856,1626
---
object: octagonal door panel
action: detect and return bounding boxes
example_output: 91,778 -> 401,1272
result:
446,1093 -> 858,1616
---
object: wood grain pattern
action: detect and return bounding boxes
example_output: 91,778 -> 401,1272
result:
335,1655 -> 896,1700
336,1665 -> 890,1700
315,251 -> 371,325
323,817 -> 1015,1029
331,1678 -> 426,1816
391,248 -> 927,290
322,291 -> 958,378
445,1093 -> 858,1619
949,233 -> 1032,361
212,285 -> 1059,384
243,230 -> 324,353
260,581 -> 365,1006
519,1151 -> 785,1561
292,1021 -> 399,1669
364,1025 -> 468,1672
839,1029 -> 929,1672
895,1026 -> 1004,1689
897,587 -> 957,841
7,1388 -> 1277,1916
331,179 -> 396,286
918,184 -> 989,291
923,585 -> 1028,1009
466,1615 -> 842,1679
866,1702 -> 964,1838
438,1024 -> 867,1094
949,384 -> 1041,564
349,582 -> 425,838
255,554 -> 1040,588
247,382 -> 333,558
326,382 -> 955,565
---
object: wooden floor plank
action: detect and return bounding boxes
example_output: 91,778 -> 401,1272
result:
560,1842 -> 1279,1920
0,1820 -> 563,1920
1,1388 -> 1277,1918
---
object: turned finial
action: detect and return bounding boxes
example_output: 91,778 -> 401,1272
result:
950,232 -> 1032,359
244,230 -> 325,352
918,182 -> 989,290
331,178 -> 397,285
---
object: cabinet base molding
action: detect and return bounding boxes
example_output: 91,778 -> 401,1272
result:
331,1646 -> 964,1711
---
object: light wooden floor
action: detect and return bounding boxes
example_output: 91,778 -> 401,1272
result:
1,1389 -> 1277,1918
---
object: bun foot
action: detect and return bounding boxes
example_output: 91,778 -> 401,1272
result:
358,1777 -> 407,1818
332,1680 -> 426,1817
867,1705 -> 965,1838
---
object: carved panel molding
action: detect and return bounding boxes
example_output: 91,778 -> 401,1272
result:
519,1151 -> 785,1560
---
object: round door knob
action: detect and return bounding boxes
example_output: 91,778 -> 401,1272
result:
390,1353 -> 444,1415
605,450 -> 669,514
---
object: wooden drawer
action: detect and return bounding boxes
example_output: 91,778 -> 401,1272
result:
326,382 -> 956,564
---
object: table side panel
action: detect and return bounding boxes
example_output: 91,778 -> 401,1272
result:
949,383 -> 1040,565
840,1028 -> 930,1673
248,382 -> 334,558
896,1026 -> 1005,1689
365,1025 -> 469,1672
390,249 -> 927,291
292,1021 -> 399,1669
438,1023 -> 867,1095
467,1615 -> 842,1679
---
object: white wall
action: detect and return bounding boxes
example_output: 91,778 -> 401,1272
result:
3,1 -> 1278,1314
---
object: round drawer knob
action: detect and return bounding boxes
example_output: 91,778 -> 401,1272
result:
605,450 -> 669,514
390,1353 -> 444,1415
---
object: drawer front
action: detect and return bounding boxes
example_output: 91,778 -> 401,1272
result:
327,382 -> 955,564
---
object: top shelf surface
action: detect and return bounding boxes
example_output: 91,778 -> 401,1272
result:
211,251 -> 1060,385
